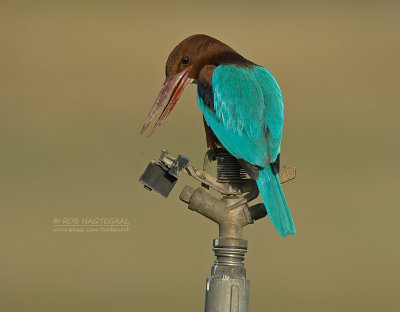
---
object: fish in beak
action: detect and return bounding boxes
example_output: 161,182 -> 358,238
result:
141,65 -> 193,135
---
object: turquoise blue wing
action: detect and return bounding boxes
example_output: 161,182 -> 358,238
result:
198,65 -> 269,167
199,64 -> 284,165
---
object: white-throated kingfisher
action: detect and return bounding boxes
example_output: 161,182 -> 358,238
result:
141,34 -> 295,237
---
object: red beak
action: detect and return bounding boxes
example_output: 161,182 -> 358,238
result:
141,65 -> 193,135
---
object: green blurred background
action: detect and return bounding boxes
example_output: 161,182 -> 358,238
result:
1,1 -> 399,311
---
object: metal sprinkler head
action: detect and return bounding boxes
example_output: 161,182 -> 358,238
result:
139,149 -> 296,312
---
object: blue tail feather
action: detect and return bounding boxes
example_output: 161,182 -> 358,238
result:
256,166 -> 296,237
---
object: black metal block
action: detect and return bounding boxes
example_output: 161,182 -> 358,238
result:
139,162 -> 177,198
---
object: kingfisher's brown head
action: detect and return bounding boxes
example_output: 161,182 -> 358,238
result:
141,34 -> 250,135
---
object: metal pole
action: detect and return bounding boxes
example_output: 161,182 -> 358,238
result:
205,237 -> 250,312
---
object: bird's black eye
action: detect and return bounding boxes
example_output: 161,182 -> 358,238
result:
182,56 -> 190,65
